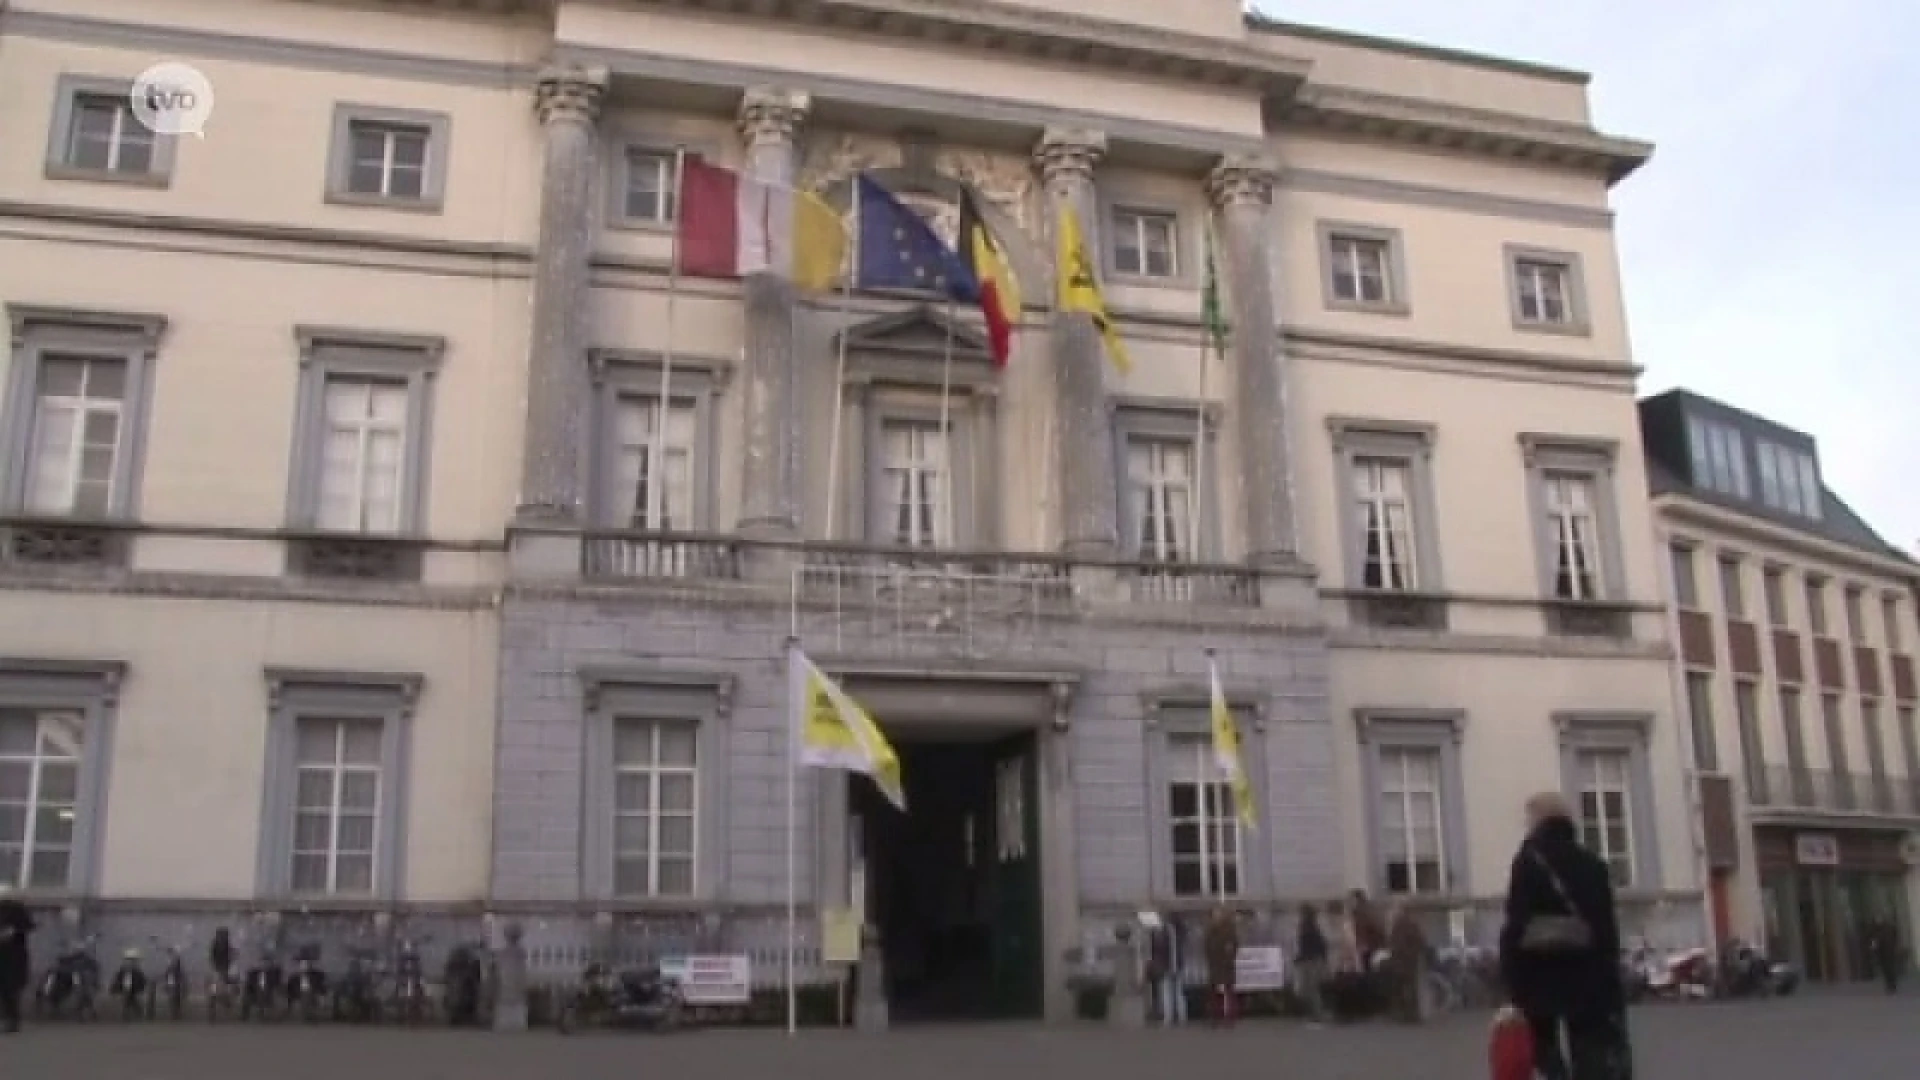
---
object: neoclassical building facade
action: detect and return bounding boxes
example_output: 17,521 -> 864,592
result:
0,0 -> 1693,1020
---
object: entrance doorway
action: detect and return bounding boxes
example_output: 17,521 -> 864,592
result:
849,730 -> 1043,1022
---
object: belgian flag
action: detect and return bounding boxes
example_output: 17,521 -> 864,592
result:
956,190 -> 1020,368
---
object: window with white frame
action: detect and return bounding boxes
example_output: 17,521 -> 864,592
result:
345,119 -> 430,200
1328,233 -> 1395,306
1687,418 -> 1750,499
1669,545 -> 1699,608
1685,672 -> 1720,772
623,149 -> 677,224
1805,579 -> 1830,637
1125,435 -> 1195,563
290,717 -> 382,895
611,396 -> 696,531
1167,733 -> 1241,898
877,418 -> 949,548
1354,456 -> 1420,590
1845,588 -> 1866,644
1764,568 -> 1789,628
0,708 -> 84,890
1885,594 -> 1906,653
1513,258 -> 1574,325
611,718 -> 699,898
1574,749 -> 1636,886
1544,470 -> 1605,600
315,376 -> 410,534
1735,681 -> 1767,799
22,354 -> 127,517
1377,745 -> 1447,894
1756,441 -> 1822,520
1110,208 -> 1179,279
1719,557 -> 1746,620
64,92 -> 156,175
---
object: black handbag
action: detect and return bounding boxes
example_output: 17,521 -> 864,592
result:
1518,847 -> 1595,953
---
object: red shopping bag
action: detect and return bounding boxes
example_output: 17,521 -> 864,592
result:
1490,1008 -> 1534,1080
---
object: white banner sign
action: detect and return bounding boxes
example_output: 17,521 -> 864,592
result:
1234,945 -> 1288,992
658,954 -> 753,1005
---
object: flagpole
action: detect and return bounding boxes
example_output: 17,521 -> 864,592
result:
937,295 -> 957,547
785,632 -> 801,1035
823,177 -> 860,541
1204,646 -> 1220,903
653,147 -> 687,532
1191,218 -> 1216,562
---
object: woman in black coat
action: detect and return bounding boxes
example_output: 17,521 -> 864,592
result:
1499,792 -> 1631,1080
0,891 -> 35,1033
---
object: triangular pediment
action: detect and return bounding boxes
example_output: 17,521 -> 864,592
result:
838,305 -> 992,365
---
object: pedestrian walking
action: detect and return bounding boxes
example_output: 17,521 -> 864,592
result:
1294,902 -> 1330,1023
0,884 -> 35,1034
1869,918 -> 1904,995
1387,902 -> 1430,1024
1498,791 -> 1633,1080
1144,911 -> 1188,1026
1202,904 -> 1239,1028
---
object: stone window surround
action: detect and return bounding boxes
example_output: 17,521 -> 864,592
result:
44,74 -> 181,188
1503,243 -> 1592,336
1097,184 -> 1197,291
586,350 -> 729,531
577,667 -> 734,906
1355,708 -> 1470,898
254,667 -> 422,904
1,305 -> 167,520
284,326 -> 444,536
1554,710 -> 1662,891
1329,416 -> 1444,593
0,657 -> 125,897
1111,397 -> 1223,562
601,133 -> 720,233
1518,433 -> 1629,603
324,103 -> 453,213
838,372 -> 1001,550
1141,686 -> 1272,905
1315,220 -> 1412,317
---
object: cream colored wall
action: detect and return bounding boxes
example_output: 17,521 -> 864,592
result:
0,589 -> 497,902
993,0 -> 1246,39
31,0 -> 547,64
1332,649 -> 1691,898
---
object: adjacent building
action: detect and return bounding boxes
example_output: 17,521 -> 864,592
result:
1644,389 -> 1920,982
2,0 -> 1695,1021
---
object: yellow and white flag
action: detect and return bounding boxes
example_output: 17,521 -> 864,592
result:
1056,200 -> 1132,375
791,645 -> 906,812
1208,654 -> 1257,830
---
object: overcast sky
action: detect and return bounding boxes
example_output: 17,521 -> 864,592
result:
1257,1 -> 1918,553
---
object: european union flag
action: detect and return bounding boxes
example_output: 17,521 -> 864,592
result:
853,174 -> 980,302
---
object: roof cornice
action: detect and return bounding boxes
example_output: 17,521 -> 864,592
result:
1655,493 -> 1920,583
1278,84 -> 1653,186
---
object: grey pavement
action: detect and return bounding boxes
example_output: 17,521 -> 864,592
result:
2,994 -> 1916,1079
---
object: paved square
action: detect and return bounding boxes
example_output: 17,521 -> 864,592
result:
2,993 -> 1915,1079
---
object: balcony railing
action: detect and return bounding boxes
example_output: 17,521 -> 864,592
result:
578,529 -> 1269,610
1751,764 -> 1920,817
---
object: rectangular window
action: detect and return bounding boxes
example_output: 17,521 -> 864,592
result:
1544,471 -> 1604,600
289,717 -> 382,895
1862,700 -> 1891,807
1685,672 -> 1720,772
1574,749 -> 1636,886
22,355 -> 126,517
1806,580 -> 1829,637
1884,595 -> 1905,653
876,418 -> 949,549
1329,234 -> 1394,306
1125,436 -> 1196,563
1735,682 -> 1767,800
622,149 -> 677,224
1780,687 -> 1810,777
1899,706 -> 1920,804
346,120 -> 430,199
1510,253 -> 1581,327
66,92 -> 155,175
315,377 -> 410,534
1764,569 -> 1788,629
0,708 -> 84,890
1687,419 -> 1751,499
1354,457 -> 1420,590
610,396 -> 697,531
1378,746 -> 1447,894
1669,545 -> 1698,609
1845,588 -> 1866,644
1110,208 -> 1179,279
1756,442 -> 1823,519
1822,693 -> 1851,782
1718,557 -> 1746,620
610,718 -> 699,899
1167,733 -> 1242,898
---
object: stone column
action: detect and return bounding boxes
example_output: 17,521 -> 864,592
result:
1034,128 -> 1119,558
515,65 -> 607,523
735,87 -> 810,540
1207,155 -> 1298,565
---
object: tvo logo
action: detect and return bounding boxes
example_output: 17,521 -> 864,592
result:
130,62 -> 215,137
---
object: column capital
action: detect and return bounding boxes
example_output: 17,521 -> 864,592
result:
1206,154 -> 1279,210
534,65 -> 608,126
1033,127 -> 1107,186
738,86 -> 811,148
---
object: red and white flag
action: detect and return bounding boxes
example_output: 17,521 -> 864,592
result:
677,156 -> 844,291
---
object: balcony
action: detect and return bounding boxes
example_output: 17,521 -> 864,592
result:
1750,765 -> 1920,818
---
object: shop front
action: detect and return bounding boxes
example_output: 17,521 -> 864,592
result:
1755,827 -> 1918,983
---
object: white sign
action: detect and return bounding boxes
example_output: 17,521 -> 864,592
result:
658,954 -> 752,1005
1234,945 -> 1287,992
1795,833 -> 1840,867
131,61 -> 214,137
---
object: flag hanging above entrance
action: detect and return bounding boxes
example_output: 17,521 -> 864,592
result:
789,643 -> 907,812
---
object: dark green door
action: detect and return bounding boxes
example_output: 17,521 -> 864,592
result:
988,732 -> 1044,1018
